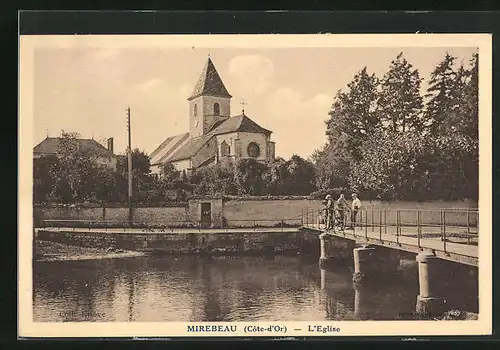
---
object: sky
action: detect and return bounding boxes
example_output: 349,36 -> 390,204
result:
32,42 -> 477,159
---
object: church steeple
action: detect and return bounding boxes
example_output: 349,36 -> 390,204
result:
188,57 -> 232,101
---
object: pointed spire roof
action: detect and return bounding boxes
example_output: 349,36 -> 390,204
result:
188,57 -> 232,101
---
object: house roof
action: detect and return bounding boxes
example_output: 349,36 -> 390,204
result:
188,57 -> 232,101
33,137 -> 114,157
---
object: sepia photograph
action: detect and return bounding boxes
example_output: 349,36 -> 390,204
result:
18,33 -> 492,337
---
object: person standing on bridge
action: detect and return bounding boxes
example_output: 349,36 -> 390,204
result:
324,195 -> 334,230
336,193 -> 349,230
350,193 -> 362,229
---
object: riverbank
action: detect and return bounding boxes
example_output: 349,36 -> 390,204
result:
438,310 -> 478,320
34,240 -> 145,262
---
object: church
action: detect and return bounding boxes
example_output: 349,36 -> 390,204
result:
150,56 -> 275,175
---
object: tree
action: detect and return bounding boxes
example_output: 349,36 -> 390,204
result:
50,131 -> 104,203
326,67 -> 380,160
33,155 -> 59,203
349,131 -> 478,201
377,52 -> 424,133
191,162 -> 237,196
233,159 -> 268,196
423,52 -> 459,134
117,148 -> 151,176
453,53 -> 479,139
262,157 -> 287,195
311,135 -> 352,190
281,155 -> 317,195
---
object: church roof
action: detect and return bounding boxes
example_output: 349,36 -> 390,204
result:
163,114 -> 272,163
210,113 -> 272,136
188,57 -> 232,101
149,132 -> 190,165
33,137 -> 114,157
167,134 -> 213,162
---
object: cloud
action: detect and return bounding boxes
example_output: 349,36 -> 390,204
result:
228,55 -> 275,94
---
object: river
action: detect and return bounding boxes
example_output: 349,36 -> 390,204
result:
33,255 -> 477,322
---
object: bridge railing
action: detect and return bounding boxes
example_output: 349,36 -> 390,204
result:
301,208 -> 479,249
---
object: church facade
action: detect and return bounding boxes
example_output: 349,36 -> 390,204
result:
150,57 -> 275,175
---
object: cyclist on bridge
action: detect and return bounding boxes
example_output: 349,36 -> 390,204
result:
336,193 -> 350,230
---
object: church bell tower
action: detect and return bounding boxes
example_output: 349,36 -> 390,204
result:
187,56 -> 232,138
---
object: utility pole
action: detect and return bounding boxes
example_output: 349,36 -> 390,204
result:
126,107 -> 133,226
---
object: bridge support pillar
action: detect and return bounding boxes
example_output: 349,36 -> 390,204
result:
416,251 -> 447,317
319,233 -> 354,269
352,244 -> 400,284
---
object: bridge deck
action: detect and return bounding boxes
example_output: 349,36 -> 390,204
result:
303,224 -> 478,266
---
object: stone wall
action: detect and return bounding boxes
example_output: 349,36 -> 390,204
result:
34,206 -> 188,226
34,198 -> 478,228
36,229 -> 320,255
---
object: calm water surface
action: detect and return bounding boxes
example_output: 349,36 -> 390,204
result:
33,255 -> 476,322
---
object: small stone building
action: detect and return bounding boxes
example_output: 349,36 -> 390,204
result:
187,196 -> 225,228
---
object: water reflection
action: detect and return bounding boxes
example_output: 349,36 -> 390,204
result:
33,255 -> 475,322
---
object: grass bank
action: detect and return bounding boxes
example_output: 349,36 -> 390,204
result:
34,240 -> 145,262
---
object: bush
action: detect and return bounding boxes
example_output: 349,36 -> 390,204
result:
308,188 -> 348,200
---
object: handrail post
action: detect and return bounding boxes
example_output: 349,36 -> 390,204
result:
306,209 -> 309,227
364,210 -> 368,238
379,211 -> 382,241
466,209 -> 471,245
384,210 -> 387,235
396,211 -> 400,244
281,220 -> 284,232
301,208 -> 304,227
371,209 -> 374,232
417,210 -> 421,248
440,210 -> 444,241
443,211 -> 447,253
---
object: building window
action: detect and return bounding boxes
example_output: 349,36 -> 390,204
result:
247,142 -> 260,158
194,104 -> 198,117
214,102 -> 220,116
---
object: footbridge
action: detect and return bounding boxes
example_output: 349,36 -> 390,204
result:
300,207 -> 479,316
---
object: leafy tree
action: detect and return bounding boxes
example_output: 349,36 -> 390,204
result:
311,135 -> 352,190
326,68 -> 380,162
281,155 -> 317,195
262,157 -> 287,195
233,159 -> 267,195
117,148 -> 151,177
50,131 -> 104,202
349,130 -> 478,200
33,155 -> 59,203
377,52 -> 424,132
191,162 -> 237,196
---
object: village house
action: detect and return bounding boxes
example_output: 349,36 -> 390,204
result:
150,56 -> 276,175
33,136 -> 118,171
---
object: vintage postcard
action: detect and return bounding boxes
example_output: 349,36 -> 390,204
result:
18,33 -> 492,338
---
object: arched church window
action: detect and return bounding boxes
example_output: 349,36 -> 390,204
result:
220,141 -> 230,157
194,104 -> 198,117
247,142 -> 260,158
214,102 -> 220,116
